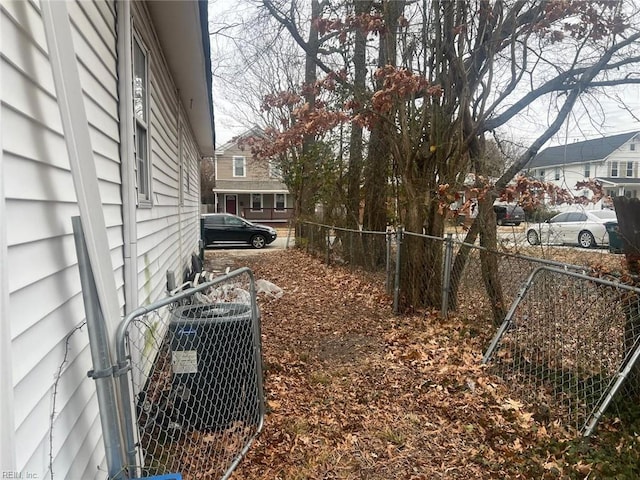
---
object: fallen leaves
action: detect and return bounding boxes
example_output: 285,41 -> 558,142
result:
198,248 -> 631,479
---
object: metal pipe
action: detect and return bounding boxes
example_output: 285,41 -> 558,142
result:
72,217 -> 126,479
393,227 -> 403,314
385,231 -> 392,295
441,234 -> 454,317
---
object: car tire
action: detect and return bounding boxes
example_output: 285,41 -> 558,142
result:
526,230 -> 540,245
578,230 -> 595,248
250,234 -> 266,249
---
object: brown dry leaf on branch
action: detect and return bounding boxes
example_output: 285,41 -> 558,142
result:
198,249 -> 591,479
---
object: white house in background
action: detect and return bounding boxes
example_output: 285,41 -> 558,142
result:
1,1 -> 214,478
526,131 -> 640,203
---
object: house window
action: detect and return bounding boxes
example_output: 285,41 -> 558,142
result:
133,35 -> 150,204
554,168 -> 560,181
584,164 -> 590,177
275,193 -> 286,211
233,156 -> 246,177
611,161 -> 619,177
269,160 -> 282,179
251,193 -> 263,211
631,143 -> 636,151
606,189 -> 616,197
627,161 -> 634,177
538,169 -> 545,180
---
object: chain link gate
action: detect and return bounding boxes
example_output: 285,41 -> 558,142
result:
483,266 -> 640,435
115,268 -> 264,479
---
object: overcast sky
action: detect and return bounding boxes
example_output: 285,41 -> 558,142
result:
208,0 -> 640,149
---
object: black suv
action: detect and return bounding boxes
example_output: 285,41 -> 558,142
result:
493,204 -> 525,226
202,213 -> 277,249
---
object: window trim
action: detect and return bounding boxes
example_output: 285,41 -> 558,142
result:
250,193 -> 263,212
274,193 -> 286,211
611,161 -> 619,177
133,32 -> 151,207
269,159 -> 282,179
584,163 -> 590,178
627,161 -> 634,178
233,156 -> 246,178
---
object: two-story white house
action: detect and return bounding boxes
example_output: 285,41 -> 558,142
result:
526,131 -> 640,202
211,128 -> 294,226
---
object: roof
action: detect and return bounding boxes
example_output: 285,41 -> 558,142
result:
147,1 -> 215,155
527,131 -> 639,169
596,177 -> 640,186
216,126 -> 265,153
213,179 -> 289,193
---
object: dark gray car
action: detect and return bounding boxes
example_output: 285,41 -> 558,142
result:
493,204 -> 525,226
202,213 -> 277,249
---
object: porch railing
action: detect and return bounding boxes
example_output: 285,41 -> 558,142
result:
240,207 -> 293,222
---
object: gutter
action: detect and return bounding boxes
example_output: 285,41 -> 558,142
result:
198,0 -> 215,147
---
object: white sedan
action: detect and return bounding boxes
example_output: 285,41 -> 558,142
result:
526,210 -> 617,248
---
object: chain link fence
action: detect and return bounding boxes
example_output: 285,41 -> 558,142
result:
297,221 -> 640,435
483,266 -> 640,435
115,268 -> 264,480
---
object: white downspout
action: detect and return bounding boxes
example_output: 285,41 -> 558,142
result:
117,0 -> 138,313
0,14 -> 17,468
177,96 -> 184,278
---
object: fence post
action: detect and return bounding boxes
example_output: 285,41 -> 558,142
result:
393,227 -> 403,314
71,217 -> 127,479
386,231 -> 392,295
326,227 -> 331,265
441,233 -> 454,317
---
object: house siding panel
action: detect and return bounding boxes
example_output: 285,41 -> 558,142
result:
2,0 -> 122,477
132,2 -> 201,312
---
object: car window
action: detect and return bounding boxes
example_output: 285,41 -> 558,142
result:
225,215 -> 245,226
566,212 -> 587,222
204,216 -> 224,226
550,213 -> 570,223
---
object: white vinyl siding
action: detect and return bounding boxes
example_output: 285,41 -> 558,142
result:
131,1 -> 201,307
2,0 -> 121,478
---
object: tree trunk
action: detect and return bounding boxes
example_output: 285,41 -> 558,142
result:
346,0 -> 369,230
298,0 -> 321,219
362,0 -> 403,235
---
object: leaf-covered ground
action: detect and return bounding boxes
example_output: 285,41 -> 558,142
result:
204,248 -> 640,479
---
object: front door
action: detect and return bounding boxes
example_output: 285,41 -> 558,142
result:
225,195 -> 237,215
